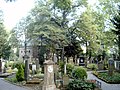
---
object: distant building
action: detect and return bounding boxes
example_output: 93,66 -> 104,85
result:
19,46 -> 33,63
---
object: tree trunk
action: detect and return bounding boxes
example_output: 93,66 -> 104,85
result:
118,35 -> 120,60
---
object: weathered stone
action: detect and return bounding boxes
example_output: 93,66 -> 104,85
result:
98,61 -> 104,70
0,60 -> 2,73
25,59 -> 29,81
63,75 -> 69,86
108,58 -> 114,76
42,60 -> 56,90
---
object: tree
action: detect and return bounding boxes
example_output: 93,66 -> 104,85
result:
111,5 -> 120,60
16,64 -> 24,82
75,6 -> 102,58
0,10 -> 11,59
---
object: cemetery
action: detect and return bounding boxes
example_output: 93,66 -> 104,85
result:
1,0 -> 120,90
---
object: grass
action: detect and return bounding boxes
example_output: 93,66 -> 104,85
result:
93,71 -> 120,84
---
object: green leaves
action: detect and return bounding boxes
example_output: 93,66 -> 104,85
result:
68,79 -> 96,90
53,0 -> 72,11
111,5 -> 120,59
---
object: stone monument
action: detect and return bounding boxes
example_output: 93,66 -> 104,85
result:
98,56 -> 104,70
63,59 -> 69,86
42,59 -> 56,90
108,58 -> 114,76
36,58 -> 40,71
0,60 -> 2,73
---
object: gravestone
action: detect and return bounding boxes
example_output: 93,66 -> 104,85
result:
108,58 -> 114,76
32,64 -> 36,75
79,56 -> 85,66
36,58 -> 40,70
42,60 -> 56,90
0,60 -> 2,73
114,60 -> 120,71
98,57 -> 104,70
54,64 -> 58,85
98,62 -> 104,70
63,59 -> 69,86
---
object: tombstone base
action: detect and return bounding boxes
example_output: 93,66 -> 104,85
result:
98,62 -> 104,70
42,85 -> 56,90
63,75 -> 69,86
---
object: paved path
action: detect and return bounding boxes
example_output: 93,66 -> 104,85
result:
87,71 -> 120,90
0,78 -> 30,90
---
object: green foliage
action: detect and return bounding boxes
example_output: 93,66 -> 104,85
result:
67,79 -> 96,90
5,77 -> 17,83
15,62 -> 25,70
6,69 -> 13,73
66,63 -> 74,77
94,72 -> 120,83
64,41 -> 83,57
33,73 -> 44,79
72,67 -> 87,80
59,61 -> 74,77
87,64 -> 98,70
0,23 -> 11,59
53,0 -> 72,10
59,61 -> 64,73
16,64 -> 24,82
111,5 -> 120,59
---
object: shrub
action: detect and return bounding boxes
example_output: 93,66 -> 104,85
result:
72,67 -> 87,80
6,69 -> 13,73
87,64 -> 98,70
5,77 -> 17,83
95,72 -> 120,83
67,79 -> 96,90
59,61 -> 74,77
16,65 -> 24,82
59,61 -> 64,73
66,63 -> 74,77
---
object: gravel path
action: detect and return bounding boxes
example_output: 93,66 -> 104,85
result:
0,78 -> 31,90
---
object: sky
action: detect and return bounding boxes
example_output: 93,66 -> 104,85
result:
0,0 -> 97,32
0,0 -> 35,31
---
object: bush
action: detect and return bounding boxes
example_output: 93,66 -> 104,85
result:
66,63 -> 74,77
59,61 -> 74,77
87,64 -> 98,70
67,79 -> 96,90
6,68 -> 13,73
5,77 -> 17,83
72,67 -> 87,80
16,65 -> 24,82
59,61 -> 64,73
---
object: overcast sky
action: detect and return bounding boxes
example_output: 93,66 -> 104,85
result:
0,0 -> 35,31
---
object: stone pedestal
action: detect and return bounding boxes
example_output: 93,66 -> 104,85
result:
42,60 -> 56,90
63,75 -> 69,86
